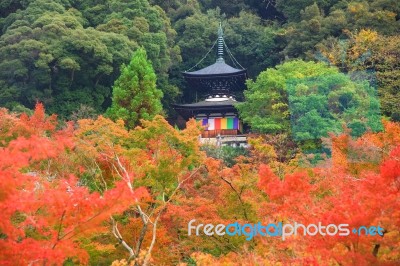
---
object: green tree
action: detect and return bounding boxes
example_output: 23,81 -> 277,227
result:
198,0 -> 249,17
275,0 -> 341,22
0,0 -> 180,117
106,48 -> 163,129
0,0 -> 136,116
238,59 -> 382,144
288,72 -> 382,141
283,1 -> 399,59
237,60 -> 337,133
78,0 -> 182,111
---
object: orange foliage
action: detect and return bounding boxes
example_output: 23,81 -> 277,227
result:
255,124 -> 400,265
0,105 -> 147,265
1,104 -> 400,265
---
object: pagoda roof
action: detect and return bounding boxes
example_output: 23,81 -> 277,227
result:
174,98 -> 238,109
173,98 -> 239,119
183,60 -> 246,78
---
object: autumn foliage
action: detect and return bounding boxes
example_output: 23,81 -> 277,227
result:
0,104 -> 399,265
0,104 -> 148,265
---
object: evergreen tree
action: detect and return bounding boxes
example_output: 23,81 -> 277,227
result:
106,48 -> 163,129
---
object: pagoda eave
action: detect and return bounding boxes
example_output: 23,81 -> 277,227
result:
182,71 -> 247,79
173,100 -> 239,120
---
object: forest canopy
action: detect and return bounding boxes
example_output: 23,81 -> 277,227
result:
1,0 -> 398,120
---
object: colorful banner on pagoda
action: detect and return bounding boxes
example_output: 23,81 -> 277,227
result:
197,118 -> 240,130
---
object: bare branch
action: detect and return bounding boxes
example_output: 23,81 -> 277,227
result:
112,151 -> 204,263
135,220 -> 148,257
114,153 -> 134,194
111,216 -> 135,259
143,212 -> 161,266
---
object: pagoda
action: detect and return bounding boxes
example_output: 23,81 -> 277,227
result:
173,23 -> 248,146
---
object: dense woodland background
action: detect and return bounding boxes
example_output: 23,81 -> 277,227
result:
0,1 -> 400,265
0,0 -> 399,120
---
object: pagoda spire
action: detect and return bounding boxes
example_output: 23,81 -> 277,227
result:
217,22 -> 224,63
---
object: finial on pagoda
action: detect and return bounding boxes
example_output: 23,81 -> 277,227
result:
217,22 -> 224,63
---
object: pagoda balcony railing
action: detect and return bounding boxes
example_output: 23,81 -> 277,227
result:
199,134 -> 248,148
201,129 -> 240,138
